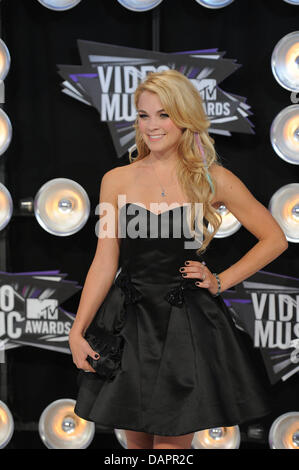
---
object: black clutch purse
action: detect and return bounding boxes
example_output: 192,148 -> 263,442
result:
85,327 -> 124,381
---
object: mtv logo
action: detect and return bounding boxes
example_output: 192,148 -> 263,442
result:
191,78 -> 216,101
26,299 -> 58,320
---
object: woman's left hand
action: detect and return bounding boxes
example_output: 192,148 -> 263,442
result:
179,260 -> 219,296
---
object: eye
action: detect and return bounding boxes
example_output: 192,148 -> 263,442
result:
160,113 -> 169,118
138,113 -> 147,119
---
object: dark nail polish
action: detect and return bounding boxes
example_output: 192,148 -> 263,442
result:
185,261 -> 190,265
95,354 -> 99,359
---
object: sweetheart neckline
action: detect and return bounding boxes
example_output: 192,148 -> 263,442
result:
120,202 -> 190,217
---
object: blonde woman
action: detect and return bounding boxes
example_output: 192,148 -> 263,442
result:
69,70 -> 288,450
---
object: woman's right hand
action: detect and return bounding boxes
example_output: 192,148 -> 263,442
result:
68,329 -> 100,373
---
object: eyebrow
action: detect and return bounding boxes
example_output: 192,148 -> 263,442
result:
137,109 -> 166,113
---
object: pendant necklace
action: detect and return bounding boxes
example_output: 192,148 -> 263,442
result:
150,160 -> 176,197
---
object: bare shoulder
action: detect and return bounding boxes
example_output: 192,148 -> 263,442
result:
100,162 -> 138,201
209,162 -> 230,179
208,163 -> 288,246
209,164 -> 251,196
209,163 -> 249,206
102,164 -> 128,180
101,163 -> 135,186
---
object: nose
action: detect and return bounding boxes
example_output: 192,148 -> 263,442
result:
146,116 -> 161,132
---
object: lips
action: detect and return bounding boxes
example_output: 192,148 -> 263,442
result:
148,134 -> 166,141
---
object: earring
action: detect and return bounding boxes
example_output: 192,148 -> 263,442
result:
128,144 -> 137,161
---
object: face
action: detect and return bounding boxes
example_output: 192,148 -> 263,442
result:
137,91 -> 183,157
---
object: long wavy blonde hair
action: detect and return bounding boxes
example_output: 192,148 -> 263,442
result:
129,69 -> 223,256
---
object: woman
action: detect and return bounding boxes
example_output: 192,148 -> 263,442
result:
69,70 -> 288,450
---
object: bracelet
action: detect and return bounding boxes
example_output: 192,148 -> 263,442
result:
212,273 -> 221,297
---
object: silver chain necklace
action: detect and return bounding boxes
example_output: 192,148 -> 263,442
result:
150,160 -> 175,197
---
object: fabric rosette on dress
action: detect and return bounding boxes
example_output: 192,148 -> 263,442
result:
164,278 -> 199,308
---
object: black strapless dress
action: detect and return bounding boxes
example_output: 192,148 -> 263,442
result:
74,203 -> 271,436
